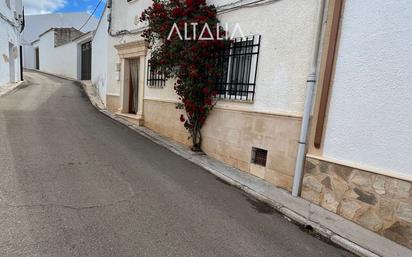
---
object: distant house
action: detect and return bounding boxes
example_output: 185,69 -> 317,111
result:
0,0 -> 24,87
22,12 -> 98,70
33,27 -> 93,80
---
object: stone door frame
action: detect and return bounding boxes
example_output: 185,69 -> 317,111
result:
114,40 -> 147,120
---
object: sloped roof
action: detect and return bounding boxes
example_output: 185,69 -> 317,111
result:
22,12 -> 98,44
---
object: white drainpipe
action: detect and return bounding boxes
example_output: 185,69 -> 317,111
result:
292,0 -> 326,197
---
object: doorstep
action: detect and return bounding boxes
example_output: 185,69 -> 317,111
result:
77,78 -> 411,257
115,112 -> 144,126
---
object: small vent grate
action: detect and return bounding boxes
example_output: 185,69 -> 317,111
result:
252,147 -> 268,167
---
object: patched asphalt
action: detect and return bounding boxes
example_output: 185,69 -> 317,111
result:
0,71 -> 355,257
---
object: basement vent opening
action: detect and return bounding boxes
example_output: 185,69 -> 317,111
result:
251,147 -> 268,167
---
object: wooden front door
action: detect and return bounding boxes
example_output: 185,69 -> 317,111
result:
81,42 -> 92,80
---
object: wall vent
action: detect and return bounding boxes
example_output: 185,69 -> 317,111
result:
251,147 -> 268,167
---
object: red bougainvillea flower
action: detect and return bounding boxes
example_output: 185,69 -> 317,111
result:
199,116 -> 206,125
189,69 -> 199,78
172,7 -> 183,17
153,3 -> 163,11
180,114 -> 186,122
186,0 -> 193,7
142,0 -> 227,151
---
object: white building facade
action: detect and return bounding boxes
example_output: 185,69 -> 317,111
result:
34,28 -> 93,80
22,12 -> 98,70
93,0 -> 320,188
91,0 -> 412,249
302,0 -> 412,249
0,0 -> 23,87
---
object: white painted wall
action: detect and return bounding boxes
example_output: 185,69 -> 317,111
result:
322,0 -> 412,177
37,30 -> 91,80
0,0 -> 22,87
95,0 -> 320,116
92,8 -> 109,104
110,0 -> 151,33
22,12 -> 98,69
144,0 -> 321,116
38,31 -> 77,78
108,0 -> 151,98
23,44 -> 35,69
93,0 -> 151,101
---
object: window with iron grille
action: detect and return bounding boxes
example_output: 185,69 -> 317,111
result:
214,35 -> 261,101
147,64 -> 166,88
251,147 -> 268,167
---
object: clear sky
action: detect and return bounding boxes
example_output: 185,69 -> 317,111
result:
23,0 -> 106,17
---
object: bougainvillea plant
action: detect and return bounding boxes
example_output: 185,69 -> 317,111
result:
141,0 -> 228,151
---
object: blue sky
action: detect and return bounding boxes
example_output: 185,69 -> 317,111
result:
23,0 -> 106,17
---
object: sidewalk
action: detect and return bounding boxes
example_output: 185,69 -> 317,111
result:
0,81 -> 26,97
80,76 -> 409,257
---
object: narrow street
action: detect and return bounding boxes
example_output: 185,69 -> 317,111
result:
0,70 -> 354,257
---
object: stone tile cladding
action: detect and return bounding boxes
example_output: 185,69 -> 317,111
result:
143,100 -> 302,191
303,157 -> 412,249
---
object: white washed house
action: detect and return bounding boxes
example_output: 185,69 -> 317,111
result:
92,0 -> 151,105
93,0 -> 320,188
22,12 -> 98,70
91,0 -> 412,249
33,28 -> 93,80
0,0 -> 23,87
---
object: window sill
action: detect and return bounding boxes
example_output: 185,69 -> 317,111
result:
217,98 -> 254,104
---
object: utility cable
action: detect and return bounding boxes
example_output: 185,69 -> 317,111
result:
78,0 -> 103,31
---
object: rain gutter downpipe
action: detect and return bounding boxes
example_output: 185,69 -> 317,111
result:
292,0 -> 326,197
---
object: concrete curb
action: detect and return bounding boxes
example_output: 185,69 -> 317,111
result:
29,71 -> 410,257
0,81 -> 27,97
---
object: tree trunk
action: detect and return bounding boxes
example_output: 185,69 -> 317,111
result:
191,127 -> 202,152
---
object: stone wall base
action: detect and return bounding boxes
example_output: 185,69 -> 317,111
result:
106,95 -> 120,113
143,99 -> 302,191
303,157 -> 412,249
143,99 -> 192,146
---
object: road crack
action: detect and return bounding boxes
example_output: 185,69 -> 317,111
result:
0,198 -> 132,211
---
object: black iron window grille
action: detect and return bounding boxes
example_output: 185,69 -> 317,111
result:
147,64 -> 166,88
214,35 -> 261,101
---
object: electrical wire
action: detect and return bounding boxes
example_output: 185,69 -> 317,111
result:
78,0 -> 103,32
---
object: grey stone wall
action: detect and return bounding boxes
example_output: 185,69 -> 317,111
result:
54,28 -> 84,47
303,157 -> 412,249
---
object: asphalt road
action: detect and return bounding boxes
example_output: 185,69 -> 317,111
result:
0,71 -> 355,257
